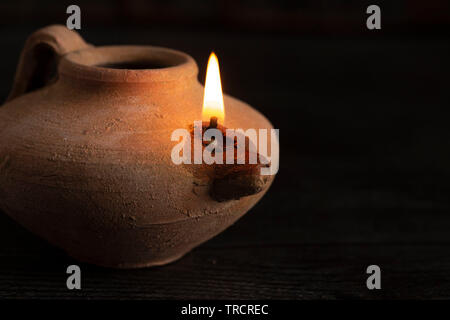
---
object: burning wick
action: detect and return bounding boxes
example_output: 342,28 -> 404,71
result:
206,116 -> 219,150
208,116 -> 218,129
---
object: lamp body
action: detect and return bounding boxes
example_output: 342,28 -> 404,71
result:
0,25 -> 274,268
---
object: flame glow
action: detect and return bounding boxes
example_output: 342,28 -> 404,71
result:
202,52 -> 225,123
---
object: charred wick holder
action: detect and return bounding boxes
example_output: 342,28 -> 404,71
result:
0,25 -> 277,268
188,117 -> 271,202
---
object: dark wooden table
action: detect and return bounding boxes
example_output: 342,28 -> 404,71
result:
0,26 -> 449,299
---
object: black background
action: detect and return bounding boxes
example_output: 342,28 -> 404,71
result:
0,0 -> 450,299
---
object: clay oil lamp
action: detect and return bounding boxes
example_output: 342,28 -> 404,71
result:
0,25 -> 277,268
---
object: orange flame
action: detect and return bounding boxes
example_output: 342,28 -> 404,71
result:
202,52 -> 225,123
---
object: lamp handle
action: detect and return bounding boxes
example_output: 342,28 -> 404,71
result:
6,25 -> 91,102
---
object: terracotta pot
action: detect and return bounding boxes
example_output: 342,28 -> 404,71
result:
0,25 -> 275,268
